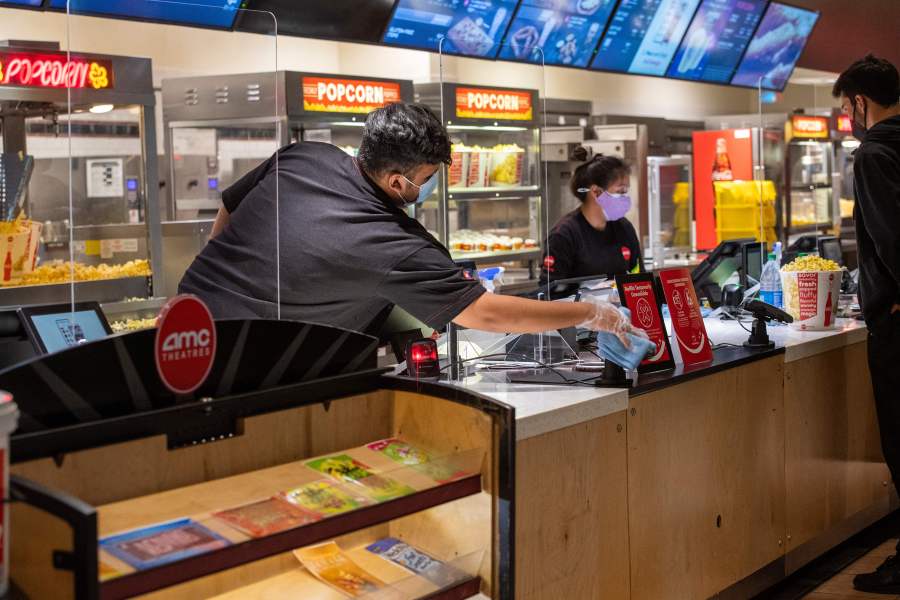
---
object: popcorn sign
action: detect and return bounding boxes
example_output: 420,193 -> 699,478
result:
455,87 -> 533,121
302,77 -> 401,114
0,51 -> 113,89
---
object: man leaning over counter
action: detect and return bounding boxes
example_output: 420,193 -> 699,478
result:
178,102 -> 642,344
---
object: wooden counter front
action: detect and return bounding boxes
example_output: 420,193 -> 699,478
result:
628,355 -> 786,600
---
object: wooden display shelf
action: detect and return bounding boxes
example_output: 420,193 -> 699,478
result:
97,448 -> 482,599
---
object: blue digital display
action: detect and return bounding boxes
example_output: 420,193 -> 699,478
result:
497,0 -> 616,67
48,0 -> 241,29
126,178 -> 139,191
667,0 -> 767,83
0,0 -> 43,6
383,0 -> 518,58
30,310 -> 109,354
591,0 -> 701,76
732,2 -> 819,91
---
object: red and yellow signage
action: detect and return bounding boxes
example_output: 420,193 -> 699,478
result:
789,115 -> 829,139
0,52 -> 113,90
302,77 -> 401,114
455,87 -> 533,121
836,115 -> 853,133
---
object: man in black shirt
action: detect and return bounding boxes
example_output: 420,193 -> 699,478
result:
832,55 -> 900,594
180,103 -> 643,343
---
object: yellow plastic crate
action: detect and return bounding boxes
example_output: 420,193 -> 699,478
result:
714,181 -> 777,244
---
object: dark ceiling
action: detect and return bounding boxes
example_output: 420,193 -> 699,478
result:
792,0 -> 900,73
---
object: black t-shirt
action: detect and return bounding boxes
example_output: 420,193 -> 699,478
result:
178,142 -> 484,334
540,210 -> 642,284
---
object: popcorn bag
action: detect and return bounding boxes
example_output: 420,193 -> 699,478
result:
448,146 -> 470,189
489,145 -> 525,187
467,148 -> 491,188
0,219 -> 42,285
781,270 -> 842,331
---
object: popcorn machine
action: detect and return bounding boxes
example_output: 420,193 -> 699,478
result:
415,82 -> 543,267
162,72 -> 414,221
0,40 -> 162,306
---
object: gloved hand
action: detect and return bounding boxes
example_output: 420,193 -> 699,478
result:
577,296 -> 648,348
596,329 -> 656,371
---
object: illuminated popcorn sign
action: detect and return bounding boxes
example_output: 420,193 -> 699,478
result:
0,51 -> 113,90
302,76 -> 400,114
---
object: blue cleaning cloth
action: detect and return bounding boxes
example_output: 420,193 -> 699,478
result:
596,330 -> 657,371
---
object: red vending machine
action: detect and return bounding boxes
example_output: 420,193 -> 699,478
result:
692,128 -> 779,250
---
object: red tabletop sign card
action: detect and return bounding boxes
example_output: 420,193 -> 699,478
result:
615,273 -> 674,373
155,295 -> 217,395
658,268 -> 713,366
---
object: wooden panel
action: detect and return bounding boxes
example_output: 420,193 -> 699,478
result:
628,356 -> 786,600
11,392 -> 392,507
515,412 -> 630,600
10,503 -> 74,600
784,342 -> 892,565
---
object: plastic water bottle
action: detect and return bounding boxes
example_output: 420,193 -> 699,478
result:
759,252 -> 783,308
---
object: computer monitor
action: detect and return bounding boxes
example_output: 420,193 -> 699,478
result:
691,238 -> 755,307
741,242 -> 766,289
818,236 -> 843,266
18,302 -> 112,355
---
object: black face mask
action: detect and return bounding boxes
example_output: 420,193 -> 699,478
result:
850,96 -> 868,141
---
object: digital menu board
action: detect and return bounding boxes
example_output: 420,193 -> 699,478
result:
0,0 -> 43,6
667,0 -> 767,83
731,2 -> 819,91
383,0 -> 517,58
48,0 -> 241,29
497,0 -> 616,67
591,0 -> 701,76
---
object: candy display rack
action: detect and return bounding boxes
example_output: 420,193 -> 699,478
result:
2,319 -> 514,600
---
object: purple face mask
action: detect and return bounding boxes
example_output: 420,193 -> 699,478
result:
596,191 -> 632,221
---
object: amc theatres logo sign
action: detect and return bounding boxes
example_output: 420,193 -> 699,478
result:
155,295 -> 217,395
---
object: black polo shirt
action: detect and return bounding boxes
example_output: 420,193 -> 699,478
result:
540,209 -> 642,284
178,142 -> 484,335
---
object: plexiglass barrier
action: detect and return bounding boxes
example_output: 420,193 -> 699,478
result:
57,2 -> 280,336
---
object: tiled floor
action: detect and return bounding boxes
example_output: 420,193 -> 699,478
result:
801,539 -> 899,600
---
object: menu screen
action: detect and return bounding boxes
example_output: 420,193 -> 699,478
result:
48,0 -> 241,28
731,2 -> 819,90
667,0 -> 767,83
0,0 -> 43,6
497,0 -> 616,67
591,0 -> 701,76
383,0 -> 517,58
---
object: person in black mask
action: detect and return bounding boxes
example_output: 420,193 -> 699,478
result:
832,54 -> 900,594
540,151 -> 642,290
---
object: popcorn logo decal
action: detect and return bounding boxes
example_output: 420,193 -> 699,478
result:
88,62 -> 109,89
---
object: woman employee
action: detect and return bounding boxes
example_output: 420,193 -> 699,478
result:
541,152 -> 643,286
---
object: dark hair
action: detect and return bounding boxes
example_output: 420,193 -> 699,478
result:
357,102 -> 452,175
570,148 -> 631,202
832,54 -> 900,108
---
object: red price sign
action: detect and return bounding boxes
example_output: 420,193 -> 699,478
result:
658,268 -> 713,366
455,87 -> 534,121
616,273 -> 674,373
155,295 -> 217,395
0,51 -> 113,89
302,77 -> 401,114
